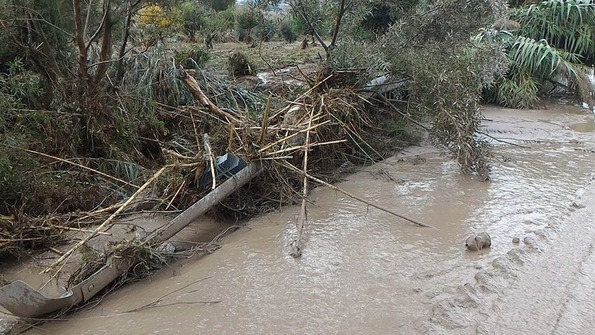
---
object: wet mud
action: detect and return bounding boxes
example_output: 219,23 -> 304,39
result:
3,104 -> 595,334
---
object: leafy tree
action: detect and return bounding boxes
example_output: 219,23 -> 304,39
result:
280,21 -> 298,43
292,0 -> 510,180
138,3 -> 182,35
485,0 -> 595,108
236,7 -> 262,38
200,0 -> 235,12
206,6 -> 236,33
179,1 -> 211,41
288,0 -> 331,40
380,0 -> 509,180
255,17 -> 277,42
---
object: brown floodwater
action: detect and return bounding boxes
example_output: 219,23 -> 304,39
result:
4,105 -> 595,334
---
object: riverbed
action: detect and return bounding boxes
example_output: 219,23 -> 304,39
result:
4,103 -> 595,334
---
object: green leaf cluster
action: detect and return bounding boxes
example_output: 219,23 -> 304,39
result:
485,0 -> 595,108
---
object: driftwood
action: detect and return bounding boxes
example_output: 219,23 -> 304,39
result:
203,134 -> 217,190
291,104 -> 315,257
42,166 -> 169,274
177,70 -> 241,125
0,162 -> 263,318
282,162 -> 434,228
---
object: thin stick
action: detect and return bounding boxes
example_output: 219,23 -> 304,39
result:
48,247 -> 64,256
203,134 -> 217,190
189,109 -> 201,155
22,148 -> 138,188
227,122 -> 235,152
258,96 -> 271,145
265,139 -> 347,156
292,102 -> 315,257
477,131 -> 531,148
44,225 -> 112,236
123,276 -> 214,313
166,180 -> 185,210
282,162 -> 434,228
258,120 -> 330,153
42,166 -> 169,273
295,64 -> 314,87
72,201 -> 125,222
268,74 -> 333,121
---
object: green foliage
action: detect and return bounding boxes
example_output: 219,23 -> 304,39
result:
179,1 -> 211,40
175,46 -> 211,69
484,0 -> 595,108
255,17 -> 277,42
509,36 -> 582,77
228,52 -> 256,76
394,44 -> 495,180
485,73 -> 540,108
328,38 -> 389,84
511,0 -> 595,62
287,0 -> 508,179
0,59 -> 44,114
288,0 -> 332,37
121,44 -> 192,107
378,0 -> 509,180
200,0 -> 235,11
235,7 -> 262,33
280,22 -> 298,43
209,6 -> 236,32
0,0 -> 75,101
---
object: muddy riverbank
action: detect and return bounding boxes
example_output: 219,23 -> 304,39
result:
2,103 -> 595,334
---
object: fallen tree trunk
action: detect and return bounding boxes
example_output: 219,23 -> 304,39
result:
0,162 -> 262,318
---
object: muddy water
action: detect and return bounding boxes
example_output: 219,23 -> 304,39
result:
18,105 -> 595,334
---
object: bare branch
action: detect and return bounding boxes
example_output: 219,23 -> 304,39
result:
92,0 -> 113,86
86,0 -> 111,51
289,1 -> 329,56
330,0 -> 349,49
73,0 -> 90,82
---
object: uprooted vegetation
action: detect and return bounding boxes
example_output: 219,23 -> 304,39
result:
0,0 -> 537,266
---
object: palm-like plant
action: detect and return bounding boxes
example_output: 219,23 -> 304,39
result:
485,0 -> 595,108
513,0 -> 595,59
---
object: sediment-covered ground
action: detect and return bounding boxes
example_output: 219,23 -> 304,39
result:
2,103 -> 594,334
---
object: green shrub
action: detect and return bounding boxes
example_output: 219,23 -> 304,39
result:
0,59 -> 44,113
236,8 -> 261,35
208,7 -> 236,33
175,47 -> 211,69
179,1 -> 211,41
256,18 -> 277,42
280,22 -> 297,43
228,52 -> 256,76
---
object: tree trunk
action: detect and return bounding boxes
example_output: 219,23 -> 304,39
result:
73,0 -> 90,84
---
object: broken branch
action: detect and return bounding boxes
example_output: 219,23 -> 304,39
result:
282,162 -> 434,228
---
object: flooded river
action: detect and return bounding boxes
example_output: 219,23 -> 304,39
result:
5,104 -> 595,334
